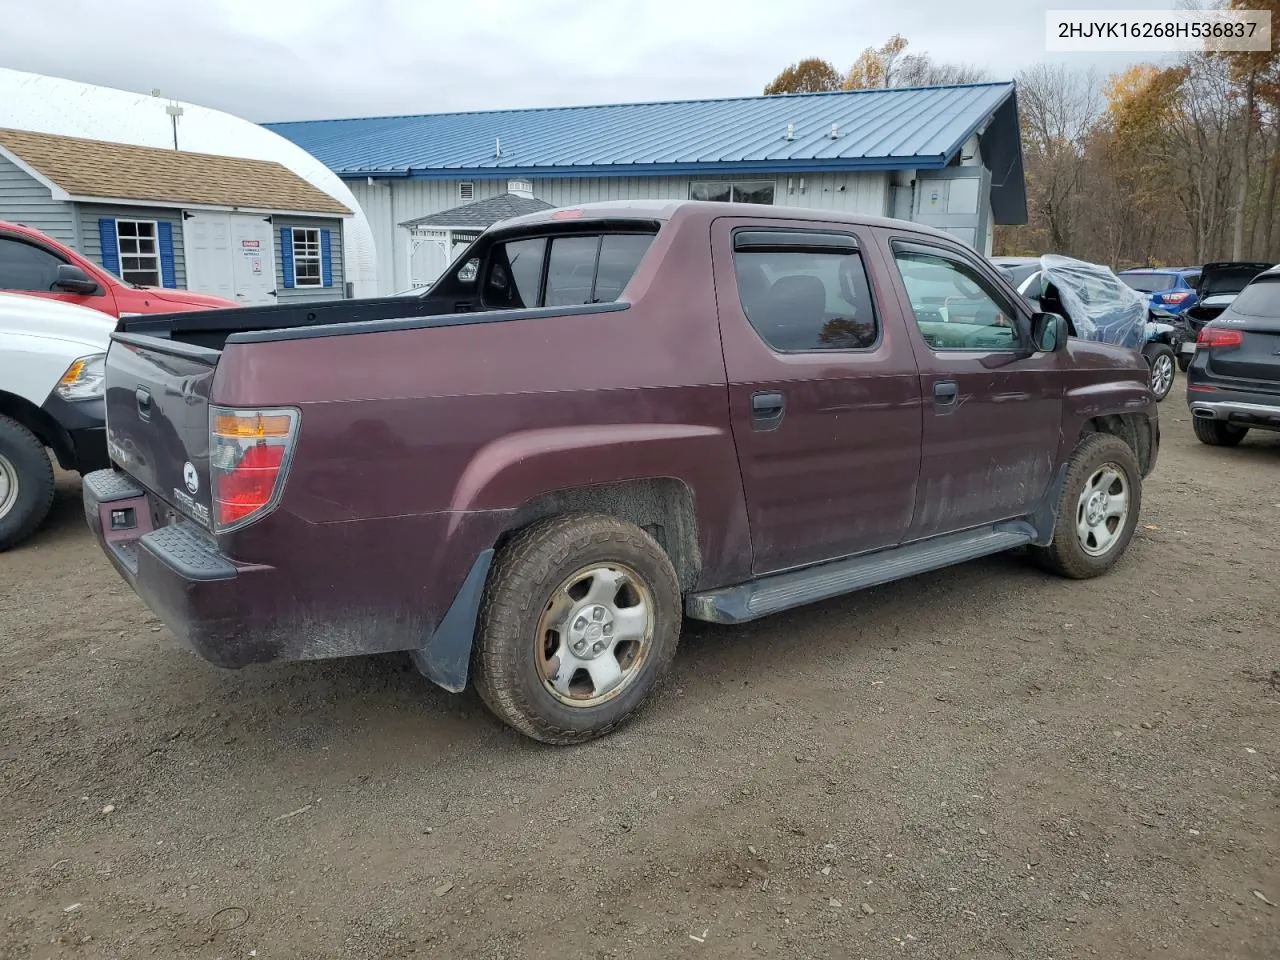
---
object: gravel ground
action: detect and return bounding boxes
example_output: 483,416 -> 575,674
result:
2,380 -> 1278,960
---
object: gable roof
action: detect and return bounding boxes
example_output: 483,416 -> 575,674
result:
0,127 -> 350,216
401,192 -> 554,229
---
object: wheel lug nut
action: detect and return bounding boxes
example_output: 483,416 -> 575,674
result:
592,641 -> 605,653
602,623 -> 613,636
573,640 -> 586,653
592,607 -> 605,621
574,617 -> 587,630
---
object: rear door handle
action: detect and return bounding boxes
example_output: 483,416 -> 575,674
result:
751,390 -> 785,431
136,386 -> 152,420
933,380 -> 958,411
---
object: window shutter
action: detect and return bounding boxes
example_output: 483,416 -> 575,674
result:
157,222 -> 177,288
320,228 -> 333,287
98,219 -> 120,276
280,227 -> 295,288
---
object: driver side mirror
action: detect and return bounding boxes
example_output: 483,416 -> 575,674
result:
52,264 -> 100,296
1030,311 -> 1069,353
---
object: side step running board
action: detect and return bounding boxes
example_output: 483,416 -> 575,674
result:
685,523 -> 1035,624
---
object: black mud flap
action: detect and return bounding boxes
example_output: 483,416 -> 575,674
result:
410,549 -> 494,693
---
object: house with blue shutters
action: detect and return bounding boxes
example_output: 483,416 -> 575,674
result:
266,82 -> 1027,296
0,127 -> 352,305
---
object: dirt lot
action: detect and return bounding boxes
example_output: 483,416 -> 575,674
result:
2,380 -> 1278,960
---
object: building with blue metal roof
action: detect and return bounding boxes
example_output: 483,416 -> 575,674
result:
265,82 -> 1025,294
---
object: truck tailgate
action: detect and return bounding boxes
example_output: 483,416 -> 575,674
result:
104,333 -> 219,529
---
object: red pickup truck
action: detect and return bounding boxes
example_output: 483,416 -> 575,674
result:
84,200 -> 1158,744
0,220 -> 236,316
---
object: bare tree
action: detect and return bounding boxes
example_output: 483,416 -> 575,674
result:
1016,64 -> 1101,252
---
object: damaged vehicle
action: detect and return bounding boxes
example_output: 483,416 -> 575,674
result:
1173,261 -> 1277,371
1016,255 -> 1176,401
84,201 -> 1158,744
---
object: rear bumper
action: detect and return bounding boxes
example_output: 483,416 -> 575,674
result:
1188,389 -> 1280,430
82,469 -> 278,668
82,469 -> 498,688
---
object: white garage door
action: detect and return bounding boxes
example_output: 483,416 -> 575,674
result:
183,212 -> 278,306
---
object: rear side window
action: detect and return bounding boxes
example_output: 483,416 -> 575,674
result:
484,237 -> 545,309
0,236 -> 64,292
1119,273 -> 1174,294
732,242 -> 878,352
482,231 -> 654,309
1229,278 -> 1280,318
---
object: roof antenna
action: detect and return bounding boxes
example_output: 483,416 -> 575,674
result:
495,136 -> 502,158
785,122 -> 795,141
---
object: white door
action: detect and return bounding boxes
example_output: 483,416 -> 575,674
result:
408,230 -> 450,290
182,213 -> 235,300
182,212 -> 278,306
229,215 -> 278,306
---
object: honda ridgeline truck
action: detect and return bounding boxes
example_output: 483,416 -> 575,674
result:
84,200 -> 1159,744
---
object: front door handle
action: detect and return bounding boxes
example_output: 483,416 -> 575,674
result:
751,390 -> 785,431
933,380 -> 958,411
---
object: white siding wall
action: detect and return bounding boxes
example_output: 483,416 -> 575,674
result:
349,172 -> 890,296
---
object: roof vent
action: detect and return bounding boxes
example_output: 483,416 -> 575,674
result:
507,178 -> 534,199
495,136 -> 502,158
830,123 -> 840,140
458,181 -> 475,201
785,122 -> 795,141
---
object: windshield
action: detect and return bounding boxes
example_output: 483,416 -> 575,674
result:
998,263 -> 1040,289
1120,272 -> 1175,294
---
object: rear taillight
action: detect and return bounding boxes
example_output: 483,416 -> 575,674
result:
209,406 -> 299,532
1196,327 -> 1243,349
1162,291 -> 1190,304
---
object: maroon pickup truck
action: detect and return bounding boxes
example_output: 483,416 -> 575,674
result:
84,200 -> 1158,744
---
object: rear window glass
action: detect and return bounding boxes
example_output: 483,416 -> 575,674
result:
733,247 -> 878,352
1229,278 -> 1280,318
483,231 -> 654,309
1119,273 -> 1174,293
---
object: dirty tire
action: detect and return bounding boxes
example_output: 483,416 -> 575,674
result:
1192,417 -> 1248,447
0,414 -> 55,552
472,513 -> 682,745
1029,433 -> 1142,580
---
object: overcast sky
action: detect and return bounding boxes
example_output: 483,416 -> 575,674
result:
0,0 -> 1176,122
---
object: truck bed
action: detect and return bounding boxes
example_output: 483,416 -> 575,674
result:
116,294 -> 460,351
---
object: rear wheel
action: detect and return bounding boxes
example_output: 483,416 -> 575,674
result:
1143,343 -> 1176,401
0,415 -> 56,552
1029,433 -> 1142,579
472,513 -> 682,744
1192,417 -> 1248,447
1176,353 -> 1192,372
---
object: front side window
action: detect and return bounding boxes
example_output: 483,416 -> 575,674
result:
116,220 -> 160,287
892,243 -> 1020,352
0,236 -> 64,291
483,232 -> 655,309
732,242 -> 878,352
690,180 -> 776,205
292,228 -> 322,287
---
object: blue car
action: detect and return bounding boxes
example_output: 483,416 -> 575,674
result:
1118,267 -> 1201,315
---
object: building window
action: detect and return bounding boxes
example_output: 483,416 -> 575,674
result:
116,220 -> 160,287
459,181 -> 475,201
291,228 -> 322,286
689,180 -> 775,205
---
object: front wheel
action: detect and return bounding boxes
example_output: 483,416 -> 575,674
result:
471,513 -> 683,744
0,414 -> 56,552
1029,433 -> 1142,579
1143,343 -> 1176,401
